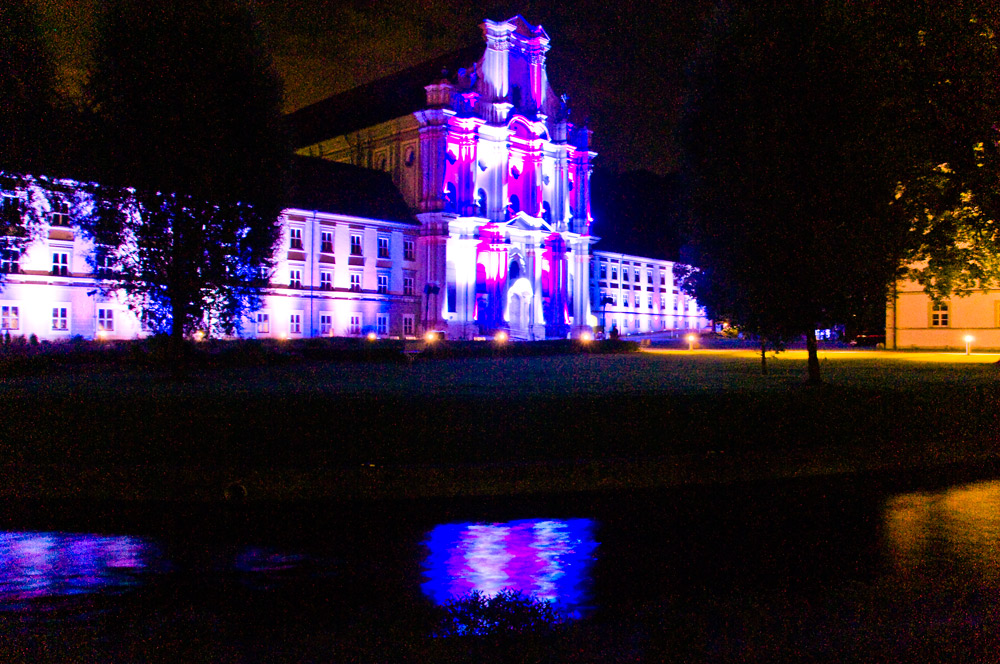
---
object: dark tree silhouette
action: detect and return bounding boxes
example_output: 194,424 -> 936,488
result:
81,0 -> 288,346
0,0 -> 61,174
677,2 -> 986,382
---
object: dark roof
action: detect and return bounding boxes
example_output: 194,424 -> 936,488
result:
284,43 -> 484,148
286,156 -> 417,224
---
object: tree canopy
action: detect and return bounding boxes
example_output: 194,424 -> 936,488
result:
678,1 -> 1000,381
81,0 -> 288,341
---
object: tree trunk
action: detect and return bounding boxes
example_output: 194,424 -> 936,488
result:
760,340 -> 768,375
805,328 -> 821,384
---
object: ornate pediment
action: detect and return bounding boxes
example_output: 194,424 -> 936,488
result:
505,211 -> 551,232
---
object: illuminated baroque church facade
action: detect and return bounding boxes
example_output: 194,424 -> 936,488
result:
0,16 -> 710,341
289,16 -> 598,339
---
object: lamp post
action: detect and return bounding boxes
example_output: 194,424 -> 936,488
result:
686,333 -> 697,351
964,334 -> 974,356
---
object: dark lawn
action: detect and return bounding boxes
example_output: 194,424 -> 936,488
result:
2,350 -> 998,498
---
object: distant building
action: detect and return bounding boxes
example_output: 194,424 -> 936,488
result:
0,15 -> 710,342
886,277 -> 1000,350
590,251 -> 709,335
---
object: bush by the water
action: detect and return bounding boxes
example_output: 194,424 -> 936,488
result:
428,590 -> 567,663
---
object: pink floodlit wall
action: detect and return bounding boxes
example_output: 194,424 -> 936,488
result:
474,223 -> 508,330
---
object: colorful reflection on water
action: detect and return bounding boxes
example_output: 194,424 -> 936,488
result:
422,518 -> 598,618
0,531 -> 156,607
884,479 -> 1000,582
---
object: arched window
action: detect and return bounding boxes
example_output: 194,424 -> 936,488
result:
444,183 -> 457,213
476,189 -> 488,218
541,201 -> 552,224
509,260 -> 521,280
509,194 -> 520,213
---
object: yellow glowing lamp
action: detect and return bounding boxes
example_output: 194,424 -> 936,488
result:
580,331 -> 593,343
367,331 -> 377,341
425,331 -> 437,343
495,331 -> 508,343
193,331 -> 205,342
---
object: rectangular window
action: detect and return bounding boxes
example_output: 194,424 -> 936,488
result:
661,272 -> 666,286
289,313 -> 301,335
403,276 -> 415,296
320,314 -> 333,336
378,235 -> 390,259
350,272 -> 361,291
377,314 -> 388,335
289,228 -> 303,250
634,268 -> 640,282
648,295 -> 653,309
94,251 -> 114,278
647,268 -> 653,284
52,307 -> 68,331
1,305 -> 19,330
600,263 -> 607,280
623,268 -> 629,282
403,314 -> 414,336
320,271 -> 333,290
634,294 -> 640,308
351,233 -> 363,256
931,302 -> 949,327
0,249 -> 19,274
256,313 -> 269,334
349,314 -> 361,335
52,252 -> 69,276
50,199 -> 70,227
403,239 -> 415,261
660,296 -> 666,310
97,308 -> 114,332
320,231 -> 334,254
611,267 -> 617,281
289,269 -> 301,289
377,274 -> 389,294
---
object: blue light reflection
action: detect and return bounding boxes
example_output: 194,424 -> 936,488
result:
422,518 -> 598,618
0,531 -> 156,607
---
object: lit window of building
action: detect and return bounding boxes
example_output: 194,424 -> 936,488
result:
1,305 -> 19,330
52,307 -> 68,331
350,273 -> 361,291
289,313 -> 301,334
931,302 -> 949,327
97,308 -> 114,332
321,231 -> 334,254
50,199 -> 70,227
256,313 -> 269,334
404,276 -> 415,296
403,314 -> 414,336
378,235 -> 390,259
349,314 -> 361,335
52,252 -> 69,276
404,239 -> 415,261
377,273 -> 389,294
351,233 -> 363,256
320,271 -> 333,290
320,314 -> 333,336
289,228 -> 303,250
289,269 -> 301,289
377,314 -> 388,335
0,249 -> 19,274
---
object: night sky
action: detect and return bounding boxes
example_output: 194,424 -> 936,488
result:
31,0 -> 711,175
